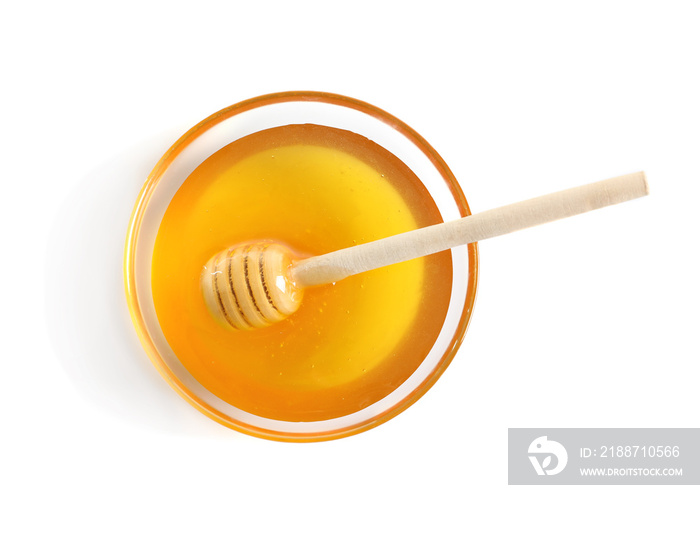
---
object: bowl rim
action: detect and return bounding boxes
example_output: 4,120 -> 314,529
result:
124,90 -> 479,442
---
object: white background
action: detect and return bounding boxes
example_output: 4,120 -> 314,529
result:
2,1 -> 699,541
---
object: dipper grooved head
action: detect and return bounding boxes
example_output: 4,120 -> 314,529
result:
201,243 -> 303,331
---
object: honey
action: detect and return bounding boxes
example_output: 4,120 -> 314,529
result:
151,124 -> 453,422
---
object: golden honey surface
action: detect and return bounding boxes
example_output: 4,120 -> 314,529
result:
152,124 -> 452,421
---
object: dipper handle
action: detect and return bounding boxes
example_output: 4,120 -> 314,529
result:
291,172 -> 649,288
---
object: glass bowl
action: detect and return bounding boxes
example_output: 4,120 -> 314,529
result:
124,91 -> 478,441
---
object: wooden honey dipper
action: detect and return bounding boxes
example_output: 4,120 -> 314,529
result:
201,172 -> 648,331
